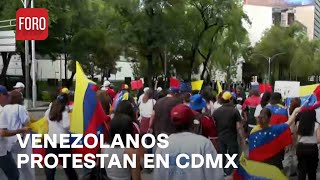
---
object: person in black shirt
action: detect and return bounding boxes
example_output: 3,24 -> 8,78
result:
213,91 -> 245,176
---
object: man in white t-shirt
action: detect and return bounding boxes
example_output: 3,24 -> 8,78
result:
154,104 -> 224,180
0,86 -> 29,180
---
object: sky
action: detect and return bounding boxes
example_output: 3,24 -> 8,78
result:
244,0 -> 315,7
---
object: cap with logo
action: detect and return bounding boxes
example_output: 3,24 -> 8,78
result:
171,104 -> 195,126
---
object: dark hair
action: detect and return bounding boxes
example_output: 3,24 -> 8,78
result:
10,90 -> 23,105
97,90 -> 112,115
49,94 -> 68,122
261,92 -> 272,107
270,92 -> 282,105
157,90 -> 167,99
259,108 -> 272,129
202,87 -> 215,103
289,97 -> 301,115
114,100 -> 138,124
297,110 -> 316,136
180,93 -> 191,104
173,121 -> 193,133
107,114 -> 133,145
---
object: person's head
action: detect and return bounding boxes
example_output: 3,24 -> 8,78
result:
13,82 -> 25,93
143,87 -> 150,94
0,86 -> 9,106
249,90 -> 259,97
121,84 -> 129,90
107,114 -> 134,145
142,89 -> 153,103
114,100 -> 136,123
289,97 -> 301,115
9,90 -> 24,105
171,104 -> 195,132
157,89 -> 167,99
236,86 -> 243,95
216,91 -> 225,104
101,81 -> 111,90
202,87 -> 215,103
180,93 -> 191,105
270,92 -> 282,105
97,90 -> 112,115
190,94 -> 206,112
297,110 -> 316,136
49,94 -> 69,122
261,92 -> 272,107
257,108 -> 272,129
221,91 -> 233,104
168,87 -> 180,96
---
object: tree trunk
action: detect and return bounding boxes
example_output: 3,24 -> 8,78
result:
67,71 -> 76,88
200,58 -> 209,80
0,52 -> 13,86
146,53 -> 153,87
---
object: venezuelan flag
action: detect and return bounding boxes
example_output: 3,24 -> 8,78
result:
233,154 -> 287,180
71,61 -> 107,155
112,90 -> 129,111
266,105 -> 288,125
285,84 -> 318,107
249,124 -> 292,162
216,80 -> 222,95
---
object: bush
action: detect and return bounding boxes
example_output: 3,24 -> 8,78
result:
41,91 -> 53,102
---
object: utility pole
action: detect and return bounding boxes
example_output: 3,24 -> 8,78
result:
24,0 -> 30,109
31,0 -> 36,108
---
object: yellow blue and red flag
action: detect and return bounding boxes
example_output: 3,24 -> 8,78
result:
248,124 -> 292,162
71,61 -> 108,155
233,154 -> 287,180
285,84 -> 318,107
266,104 -> 288,125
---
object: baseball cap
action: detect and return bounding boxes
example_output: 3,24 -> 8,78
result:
0,85 -> 8,95
13,82 -> 25,89
102,81 -> 111,87
60,88 -> 69,94
169,87 -> 180,94
222,91 -> 232,101
171,104 -> 195,126
189,94 -> 206,111
121,84 -> 129,90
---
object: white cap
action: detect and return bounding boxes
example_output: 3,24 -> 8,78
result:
157,87 -> 163,92
13,82 -> 25,89
102,81 -> 111,87
143,87 -> 149,93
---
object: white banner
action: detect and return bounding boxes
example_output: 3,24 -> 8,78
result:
274,81 -> 300,98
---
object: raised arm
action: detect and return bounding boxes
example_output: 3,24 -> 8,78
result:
286,107 -> 301,126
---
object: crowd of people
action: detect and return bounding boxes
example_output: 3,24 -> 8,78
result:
0,79 -> 320,180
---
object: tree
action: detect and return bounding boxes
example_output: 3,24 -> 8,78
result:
252,22 -> 320,83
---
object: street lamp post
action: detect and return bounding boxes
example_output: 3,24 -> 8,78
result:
251,52 -> 285,84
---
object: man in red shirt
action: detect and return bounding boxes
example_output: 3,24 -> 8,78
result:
101,80 -> 116,99
242,89 -> 261,133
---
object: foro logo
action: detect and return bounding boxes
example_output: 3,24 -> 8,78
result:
16,8 -> 48,40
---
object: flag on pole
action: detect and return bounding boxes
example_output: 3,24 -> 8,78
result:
71,61 -> 107,155
170,77 -> 180,88
216,80 -> 222,95
191,80 -> 203,91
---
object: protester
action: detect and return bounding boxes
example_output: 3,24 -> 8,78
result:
212,92 -> 223,112
213,91 -> 245,176
138,87 -> 150,106
189,94 -> 219,150
44,94 -> 78,180
266,92 -> 288,125
97,90 -> 112,115
242,89 -> 261,133
104,114 -> 142,180
13,82 -> 25,94
154,87 -> 163,100
138,89 -> 156,134
202,87 -> 216,116
181,92 -> 191,106
234,86 -> 246,105
113,84 -> 137,113
149,87 -> 181,136
296,109 -> 320,180
0,86 -> 29,180
154,104 -> 224,180
249,107 -> 300,170
101,80 -> 116,99
1,90 -> 34,180
114,100 -> 140,135
254,92 -> 272,120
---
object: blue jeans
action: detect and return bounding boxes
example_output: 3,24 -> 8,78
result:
0,152 -> 19,180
